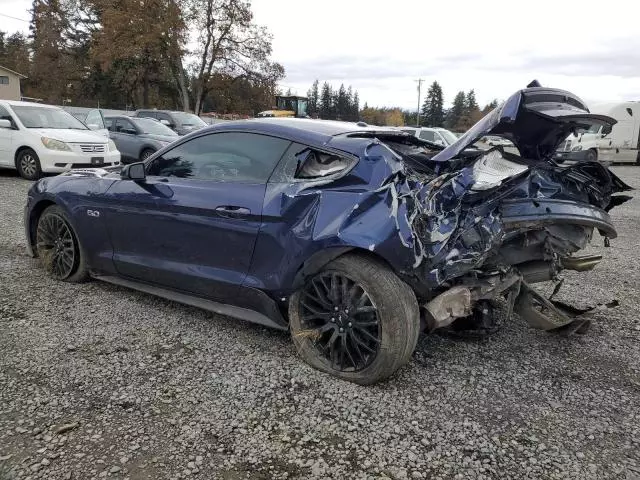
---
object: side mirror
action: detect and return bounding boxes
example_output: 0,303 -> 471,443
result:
160,119 -> 171,126
121,162 -> 146,181
0,119 -> 12,129
434,139 -> 445,146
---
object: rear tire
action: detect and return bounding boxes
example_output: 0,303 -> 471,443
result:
36,205 -> 89,283
16,148 -> 43,180
289,254 -> 420,385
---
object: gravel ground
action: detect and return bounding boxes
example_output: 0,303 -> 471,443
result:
1,167 -> 640,480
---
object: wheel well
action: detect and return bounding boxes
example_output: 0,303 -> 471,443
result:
292,247 -> 399,289
14,146 -> 34,168
27,200 -> 56,256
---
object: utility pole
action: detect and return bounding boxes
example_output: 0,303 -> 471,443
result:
415,78 -> 424,126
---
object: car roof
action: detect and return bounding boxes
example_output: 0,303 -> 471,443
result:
171,118 -> 403,153
106,115 -> 148,120
136,109 -> 184,114
0,100 -> 60,109
209,117 -> 399,139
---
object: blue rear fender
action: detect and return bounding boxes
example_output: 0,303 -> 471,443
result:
244,141 -> 420,297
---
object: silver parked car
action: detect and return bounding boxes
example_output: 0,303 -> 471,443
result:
105,115 -> 179,163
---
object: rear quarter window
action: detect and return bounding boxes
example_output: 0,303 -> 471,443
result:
269,142 -> 357,183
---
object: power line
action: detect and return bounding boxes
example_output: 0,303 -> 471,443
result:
0,13 -> 30,23
415,78 -> 424,126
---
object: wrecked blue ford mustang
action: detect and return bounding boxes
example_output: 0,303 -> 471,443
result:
24,83 -> 633,384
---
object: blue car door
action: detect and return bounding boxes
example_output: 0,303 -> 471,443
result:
102,131 -> 291,300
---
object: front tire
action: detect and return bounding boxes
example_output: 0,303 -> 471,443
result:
289,254 -> 420,385
16,148 -> 42,180
140,148 -> 155,161
36,205 -> 88,282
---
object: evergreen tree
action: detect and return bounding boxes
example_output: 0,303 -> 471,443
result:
352,91 -> 360,120
336,83 -> 348,120
0,32 -> 30,76
458,89 -> 481,130
307,79 -> 319,117
345,85 -> 353,121
330,90 -> 339,119
29,0 -> 72,102
481,99 -> 499,115
445,91 -> 466,130
319,82 -> 332,119
465,89 -> 478,112
420,81 -> 445,127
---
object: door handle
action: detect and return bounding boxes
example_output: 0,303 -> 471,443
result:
215,205 -> 251,216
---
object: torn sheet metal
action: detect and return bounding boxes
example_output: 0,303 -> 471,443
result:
248,83 -> 633,333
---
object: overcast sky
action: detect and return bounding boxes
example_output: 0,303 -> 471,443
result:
3,0 -> 640,109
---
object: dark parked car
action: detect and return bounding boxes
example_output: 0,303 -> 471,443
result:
105,115 -> 179,163
24,82 -> 632,384
132,109 -> 207,136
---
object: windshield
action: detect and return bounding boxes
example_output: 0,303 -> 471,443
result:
439,129 -> 458,145
132,118 -> 179,136
171,112 -> 206,127
12,105 -> 89,130
582,124 -> 601,134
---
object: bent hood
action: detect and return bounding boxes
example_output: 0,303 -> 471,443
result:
433,82 -> 617,162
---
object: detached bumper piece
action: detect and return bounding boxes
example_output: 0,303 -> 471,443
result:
515,282 -> 592,335
422,253 -> 612,336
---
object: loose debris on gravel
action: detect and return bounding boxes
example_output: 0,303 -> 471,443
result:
1,168 -> 640,480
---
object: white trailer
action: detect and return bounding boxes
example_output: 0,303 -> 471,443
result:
554,101 -> 640,164
595,102 -> 640,164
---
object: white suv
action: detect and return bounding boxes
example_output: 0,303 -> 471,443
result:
0,100 -> 120,180
401,126 -> 459,146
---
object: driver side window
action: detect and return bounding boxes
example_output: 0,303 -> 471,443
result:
115,118 -> 135,134
147,132 -> 291,183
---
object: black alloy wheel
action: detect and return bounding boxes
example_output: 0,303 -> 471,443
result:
36,212 -> 77,280
289,254 -> 420,385
299,272 -> 381,372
